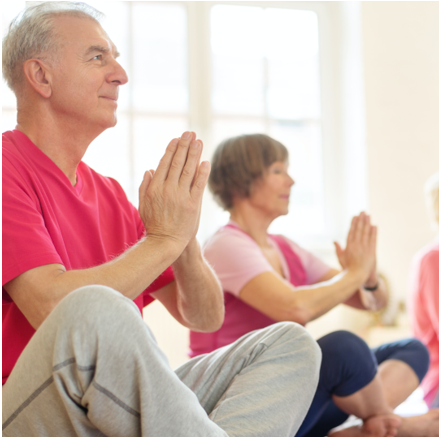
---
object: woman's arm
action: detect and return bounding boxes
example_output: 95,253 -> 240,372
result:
239,213 -> 378,324
239,268 -> 367,325
317,269 -> 389,311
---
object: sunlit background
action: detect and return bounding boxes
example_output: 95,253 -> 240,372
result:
3,3 -> 439,402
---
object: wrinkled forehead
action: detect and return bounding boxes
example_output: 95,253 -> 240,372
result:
51,14 -> 117,57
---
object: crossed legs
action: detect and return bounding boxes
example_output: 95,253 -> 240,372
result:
2,285 -> 321,437
297,331 -> 437,437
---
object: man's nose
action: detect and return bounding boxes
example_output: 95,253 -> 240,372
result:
109,59 -> 128,86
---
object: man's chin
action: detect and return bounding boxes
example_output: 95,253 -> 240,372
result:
103,114 -> 118,129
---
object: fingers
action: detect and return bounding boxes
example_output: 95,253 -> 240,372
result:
190,161 -> 211,202
153,137 -> 180,182
167,131 -> 199,184
346,215 -> 358,246
334,241 -> 343,257
354,212 -> 365,243
139,170 -> 153,203
179,139 -> 203,189
362,213 -> 371,246
370,225 -> 377,252
348,212 -> 375,247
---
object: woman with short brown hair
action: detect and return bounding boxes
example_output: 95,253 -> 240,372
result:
190,133 -> 437,437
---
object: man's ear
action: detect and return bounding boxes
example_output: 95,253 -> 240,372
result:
22,58 -> 53,99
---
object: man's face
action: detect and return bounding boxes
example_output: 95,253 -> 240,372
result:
48,16 -> 128,132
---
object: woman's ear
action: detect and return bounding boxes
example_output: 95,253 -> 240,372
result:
22,58 -> 52,99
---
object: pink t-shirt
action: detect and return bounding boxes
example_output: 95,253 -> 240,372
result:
189,222 -> 331,356
409,239 -> 439,407
2,130 -> 174,384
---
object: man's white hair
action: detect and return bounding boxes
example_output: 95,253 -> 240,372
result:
424,171 -> 439,232
2,1 -> 104,93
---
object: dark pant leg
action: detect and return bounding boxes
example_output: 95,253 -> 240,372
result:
296,331 -> 378,437
300,336 -> 431,437
372,338 -> 430,384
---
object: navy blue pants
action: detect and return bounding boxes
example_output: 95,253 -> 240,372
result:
296,331 -> 430,437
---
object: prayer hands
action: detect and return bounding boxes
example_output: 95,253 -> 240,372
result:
138,132 -> 209,251
334,212 -> 377,284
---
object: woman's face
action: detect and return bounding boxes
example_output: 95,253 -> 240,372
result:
249,161 -> 295,218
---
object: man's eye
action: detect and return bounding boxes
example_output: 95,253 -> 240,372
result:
93,55 -> 102,60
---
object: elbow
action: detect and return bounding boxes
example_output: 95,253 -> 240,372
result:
282,299 -> 313,326
189,305 -> 225,333
204,306 -> 225,332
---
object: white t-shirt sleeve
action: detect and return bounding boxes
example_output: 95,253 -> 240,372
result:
203,228 -> 274,297
284,237 -> 332,285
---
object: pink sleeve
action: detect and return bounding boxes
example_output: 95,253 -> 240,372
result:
2,155 -> 62,286
420,250 -> 439,336
286,238 -> 332,285
203,229 -> 274,297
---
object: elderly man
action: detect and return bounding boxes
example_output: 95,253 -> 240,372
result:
2,3 -> 321,436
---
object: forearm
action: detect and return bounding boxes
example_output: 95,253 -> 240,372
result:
6,236 -> 182,329
359,276 -> 388,311
63,236 -> 180,297
172,239 -> 224,332
290,270 -> 364,324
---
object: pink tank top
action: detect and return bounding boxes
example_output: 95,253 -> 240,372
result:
189,224 -> 307,357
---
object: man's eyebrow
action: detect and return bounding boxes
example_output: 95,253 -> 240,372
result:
85,45 -> 120,59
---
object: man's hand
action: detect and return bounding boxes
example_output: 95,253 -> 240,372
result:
138,132 -> 210,252
334,212 -> 377,284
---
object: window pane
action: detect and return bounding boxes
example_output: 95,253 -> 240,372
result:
211,5 -> 265,116
211,118 -> 266,150
266,9 -> 320,119
132,3 -> 188,113
210,4 -> 325,240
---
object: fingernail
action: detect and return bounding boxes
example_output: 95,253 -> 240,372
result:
191,140 -> 199,149
182,131 -> 191,139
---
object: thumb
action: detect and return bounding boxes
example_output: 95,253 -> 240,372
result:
139,170 -> 153,204
334,241 -> 342,257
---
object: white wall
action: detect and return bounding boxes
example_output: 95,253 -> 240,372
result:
362,2 -> 439,311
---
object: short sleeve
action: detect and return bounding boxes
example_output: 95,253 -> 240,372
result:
203,229 -> 274,297
2,157 -> 62,286
284,238 -> 332,285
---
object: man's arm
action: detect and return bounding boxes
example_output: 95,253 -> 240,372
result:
4,132 -> 223,331
151,239 -> 224,332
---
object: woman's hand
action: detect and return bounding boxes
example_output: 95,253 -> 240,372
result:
334,212 -> 377,284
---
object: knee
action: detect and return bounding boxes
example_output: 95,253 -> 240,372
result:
51,285 -> 140,327
274,321 -> 322,370
402,338 -> 430,363
317,331 -> 377,395
318,330 -> 374,366
395,338 -> 430,382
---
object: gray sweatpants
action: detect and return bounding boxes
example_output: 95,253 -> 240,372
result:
2,285 -> 321,437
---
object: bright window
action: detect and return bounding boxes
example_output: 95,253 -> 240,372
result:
209,5 -> 325,239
